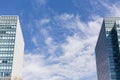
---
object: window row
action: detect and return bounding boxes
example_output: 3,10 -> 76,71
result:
0,37 -> 15,39
0,30 -> 16,34
0,41 -> 15,43
0,28 -> 16,30
0,16 -> 17,19
0,60 -> 13,64
0,48 -> 14,50
0,25 -> 16,28
0,19 -> 17,22
0,48 -> 14,51
0,54 -> 13,57
0,66 -> 12,69
0,46 -> 14,48
0,72 -> 11,77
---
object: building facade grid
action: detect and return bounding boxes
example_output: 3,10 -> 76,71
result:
0,16 -> 24,80
96,17 -> 120,80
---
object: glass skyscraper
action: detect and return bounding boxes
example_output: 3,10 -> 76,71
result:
95,17 -> 120,80
0,16 -> 24,80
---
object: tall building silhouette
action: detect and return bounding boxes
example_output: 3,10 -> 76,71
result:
0,16 -> 24,80
95,17 -> 120,80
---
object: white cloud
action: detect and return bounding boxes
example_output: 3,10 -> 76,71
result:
109,5 -> 120,16
34,0 -> 47,7
38,0 -> 47,6
36,18 -> 50,26
45,37 -> 58,54
23,1 -> 120,80
54,14 -> 102,37
23,13 -> 102,80
32,0 -> 48,13
32,37 -> 38,47
23,54 -> 50,80
98,1 -> 120,16
61,34 -> 85,58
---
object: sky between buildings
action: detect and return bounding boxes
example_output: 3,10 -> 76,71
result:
0,0 -> 120,80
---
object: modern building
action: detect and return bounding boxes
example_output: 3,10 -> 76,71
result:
95,17 -> 120,80
0,16 -> 24,80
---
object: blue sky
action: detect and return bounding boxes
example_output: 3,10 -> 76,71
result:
0,0 -> 120,80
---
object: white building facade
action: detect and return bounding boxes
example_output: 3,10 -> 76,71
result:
0,16 -> 24,80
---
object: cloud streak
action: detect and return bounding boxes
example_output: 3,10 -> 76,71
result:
23,0 -> 120,80
23,13 -> 102,80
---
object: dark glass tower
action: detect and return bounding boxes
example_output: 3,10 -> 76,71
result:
95,17 -> 120,80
